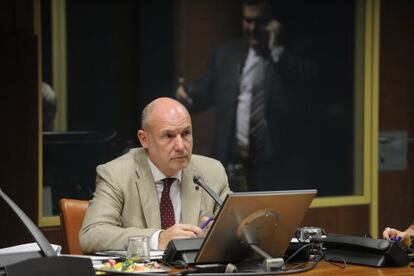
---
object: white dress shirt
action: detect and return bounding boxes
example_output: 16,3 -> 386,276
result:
235,46 -> 284,153
147,158 -> 182,250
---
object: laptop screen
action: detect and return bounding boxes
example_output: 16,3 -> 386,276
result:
195,189 -> 317,263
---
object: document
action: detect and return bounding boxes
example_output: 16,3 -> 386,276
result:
0,242 -> 61,255
60,254 -> 118,267
95,250 -> 164,260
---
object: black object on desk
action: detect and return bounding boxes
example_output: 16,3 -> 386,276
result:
0,188 -> 95,276
163,238 -> 204,265
4,256 -> 94,276
319,233 -> 410,267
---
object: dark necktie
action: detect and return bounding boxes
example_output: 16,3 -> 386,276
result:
160,178 -> 176,229
249,60 -> 267,160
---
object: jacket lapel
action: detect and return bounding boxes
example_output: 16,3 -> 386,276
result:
180,164 -> 202,225
135,149 -> 161,228
264,60 -> 273,104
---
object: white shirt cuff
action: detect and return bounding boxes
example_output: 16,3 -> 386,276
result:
150,230 -> 162,250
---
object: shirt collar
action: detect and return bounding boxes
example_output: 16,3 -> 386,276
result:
147,157 -> 182,183
243,47 -> 261,76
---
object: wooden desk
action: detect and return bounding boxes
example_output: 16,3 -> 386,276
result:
298,261 -> 414,275
104,261 -> 413,275
166,261 -> 414,275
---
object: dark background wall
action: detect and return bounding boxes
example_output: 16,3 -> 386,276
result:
65,0 -> 175,146
0,0 -> 39,247
0,0 -> 413,248
378,0 -> 414,235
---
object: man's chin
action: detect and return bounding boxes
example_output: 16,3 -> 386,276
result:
171,157 -> 189,169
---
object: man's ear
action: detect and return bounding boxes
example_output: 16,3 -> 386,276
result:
137,129 -> 148,148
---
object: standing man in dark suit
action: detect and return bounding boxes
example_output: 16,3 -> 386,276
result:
176,0 -> 317,192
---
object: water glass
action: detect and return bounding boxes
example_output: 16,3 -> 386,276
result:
126,235 -> 150,262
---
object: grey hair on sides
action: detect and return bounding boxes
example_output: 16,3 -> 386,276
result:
140,102 -> 154,130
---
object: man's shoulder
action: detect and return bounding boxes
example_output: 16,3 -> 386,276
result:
188,155 -> 228,190
215,37 -> 245,53
190,154 -> 224,170
95,148 -> 147,189
98,147 -> 143,170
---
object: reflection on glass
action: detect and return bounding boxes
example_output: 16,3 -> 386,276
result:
42,131 -> 118,216
40,0 -> 372,220
176,0 -> 362,197
41,82 -> 57,132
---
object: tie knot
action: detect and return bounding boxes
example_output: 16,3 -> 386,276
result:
163,178 -> 175,189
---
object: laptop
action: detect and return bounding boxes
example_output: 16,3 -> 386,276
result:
193,189 -> 317,264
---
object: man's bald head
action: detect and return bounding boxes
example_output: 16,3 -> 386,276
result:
138,97 -> 193,176
141,97 -> 190,130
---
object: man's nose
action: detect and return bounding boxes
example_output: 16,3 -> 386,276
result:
174,135 -> 185,151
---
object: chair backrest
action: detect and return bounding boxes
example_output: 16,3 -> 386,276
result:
58,198 -> 89,255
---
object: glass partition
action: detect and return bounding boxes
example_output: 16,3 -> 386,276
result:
37,0 -> 379,227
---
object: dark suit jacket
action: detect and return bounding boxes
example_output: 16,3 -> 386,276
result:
186,38 -> 317,167
79,148 -> 230,253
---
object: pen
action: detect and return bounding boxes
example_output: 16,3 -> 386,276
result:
200,216 -> 214,230
390,236 -> 401,241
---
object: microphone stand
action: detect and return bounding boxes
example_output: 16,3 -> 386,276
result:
0,188 -> 56,257
237,209 -> 286,272
193,176 -> 223,207
248,243 -> 285,271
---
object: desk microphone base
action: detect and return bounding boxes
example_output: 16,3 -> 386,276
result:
263,257 -> 285,271
248,243 -> 285,272
3,256 -> 95,276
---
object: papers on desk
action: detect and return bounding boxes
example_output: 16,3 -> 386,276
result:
60,254 -> 115,261
60,254 -> 119,267
95,250 -> 164,260
0,242 -> 62,255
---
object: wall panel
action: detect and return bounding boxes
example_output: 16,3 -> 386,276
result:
378,0 -> 414,235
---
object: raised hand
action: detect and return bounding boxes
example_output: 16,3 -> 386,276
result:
175,77 -> 193,106
266,19 -> 282,50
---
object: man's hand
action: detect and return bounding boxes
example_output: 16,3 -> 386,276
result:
265,19 -> 282,50
383,227 -> 412,248
175,77 -> 193,106
158,224 -> 202,250
383,227 -> 402,239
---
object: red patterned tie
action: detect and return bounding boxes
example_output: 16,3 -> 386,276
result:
160,178 -> 176,229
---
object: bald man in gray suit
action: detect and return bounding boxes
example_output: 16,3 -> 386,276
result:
80,98 -> 230,253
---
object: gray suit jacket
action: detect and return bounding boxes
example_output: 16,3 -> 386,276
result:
79,148 -> 230,253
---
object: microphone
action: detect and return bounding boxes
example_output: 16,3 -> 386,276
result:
0,188 -> 95,275
193,176 -> 223,207
0,188 -> 57,258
